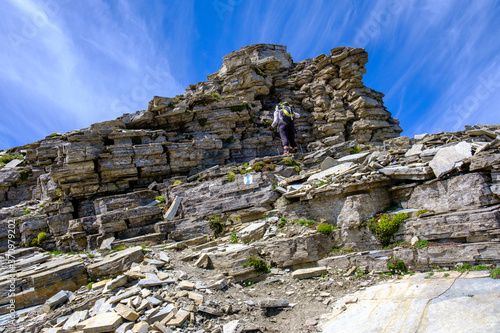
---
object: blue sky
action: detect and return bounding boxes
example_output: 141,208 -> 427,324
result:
1,0 -> 500,150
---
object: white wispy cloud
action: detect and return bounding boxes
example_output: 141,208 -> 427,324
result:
396,0 -> 500,135
0,0 -> 184,149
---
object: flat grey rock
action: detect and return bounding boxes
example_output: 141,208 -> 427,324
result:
3,159 -> 23,169
292,267 -> 328,279
429,142 -> 472,178
320,272 -> 500,332
337,152 -> 370,164
379,165 -> 434,180
308,162 -> 355,181
259,299 -> 289,308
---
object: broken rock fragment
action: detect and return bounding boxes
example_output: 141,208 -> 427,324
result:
292,266 -> 328,279
87,246 -> 144,280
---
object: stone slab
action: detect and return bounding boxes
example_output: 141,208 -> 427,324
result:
320,273 -> 500,332
77,312 -> 123,333
308,162 -> 355,181
198,305 -> 224,317
164,196 -> 181,221
108,286 -> 141,304
147,303 -> 175,324
63,310 -> 89,330
178,281 -> 195,290
429,142 -> 472,178
292,266 -> 328,279
379,166 -> 434,180
337,152 -> 370,163
114,303 -> 139,321
405,144 -> 424,157
87,246 -> 144,280
42,290 -> 70,312
259,299 -> 289,308
237,221 -> 267,243
167,309 -> 190,327
3,159 -> 23,169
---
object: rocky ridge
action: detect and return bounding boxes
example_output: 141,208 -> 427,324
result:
0,44 -> 499,332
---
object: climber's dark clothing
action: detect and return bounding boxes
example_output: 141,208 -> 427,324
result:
278,120 -> 296,148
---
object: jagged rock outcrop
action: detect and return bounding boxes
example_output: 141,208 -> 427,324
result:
0,44 -> 402,253
0,44 -> 401,204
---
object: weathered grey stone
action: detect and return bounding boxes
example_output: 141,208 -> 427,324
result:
429,142 -> 472,178
108,286 -> 141,304
292,266 -> 328,279
87,246 -> 144,280
3,159 -> 23,169
103,275 -> 128,293
14,252 -> 50,269
42,290 -> 70,312
167,309 -> 190,327
194,253 -> 211,268
99,237 -> 115,250
116,322 -> 135,333
405,173 -> 499,213
308,162 -> 356,182
198,305 -> 224,317
414,133 -> 428,141
147,304 -> 175,324
318,250 -> 392,273
469,152 -> 500,171
168,173 -> 279,221
398,205 -> 500,243
321,157 -> 335,170
164,196 -> 181,220
395,242 -> 500,269
320,272 -> 500,332
405,144 -> 424,157
337,193 -> 388,229
379,166 -> 434,180
8,259 -> 87,311
259,299 -> 289,308
146,296 -> 162,307
466,128 -> 498,138
94,190 -> 158,214
77,312 -> 123,333
237,221 -> 267,243
138,273 -> 174,287
208,279 -> 228,290
63,310 -> 89,330
337,152 -> 370,164
223,320 -> 241,333
114,303 -> 139,321
384,136 -> 411,150
265,233 -> 335,268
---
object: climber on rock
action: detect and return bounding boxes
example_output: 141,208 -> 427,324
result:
268,101 -> 300,155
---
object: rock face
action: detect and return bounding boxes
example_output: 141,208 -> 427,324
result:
0,44 -> 402,254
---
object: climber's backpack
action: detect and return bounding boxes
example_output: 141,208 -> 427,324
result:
279,103 -> 294,122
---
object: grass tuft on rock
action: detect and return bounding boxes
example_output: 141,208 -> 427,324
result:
367,212 -> 408,246
209,216 -> 225,238
243,256 -> 270,274
317,223 -> 337,235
